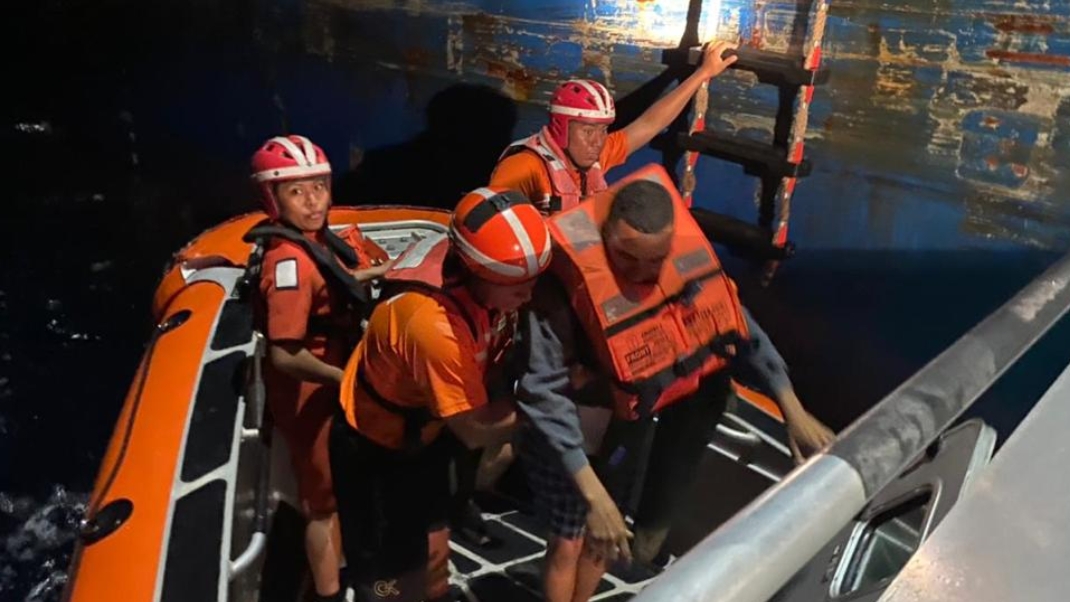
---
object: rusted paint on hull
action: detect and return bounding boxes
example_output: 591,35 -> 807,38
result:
278,0 -> 1070,249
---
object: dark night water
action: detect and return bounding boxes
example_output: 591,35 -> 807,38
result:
1,111 -> 253,599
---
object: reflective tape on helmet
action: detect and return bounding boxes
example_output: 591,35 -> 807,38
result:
451,228 -> 530,281
251,163 -> 332,183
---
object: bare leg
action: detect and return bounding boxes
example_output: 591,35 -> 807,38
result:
544,536 -> 582,602
426,527 -> 452,600
475,442 -> 514,492
571,540 -> 608,602
306,510 -> 343,596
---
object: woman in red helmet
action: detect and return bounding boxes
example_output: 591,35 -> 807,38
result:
330,188 -> 552,602
490,41 -> 738,214
250,134 -> 393,602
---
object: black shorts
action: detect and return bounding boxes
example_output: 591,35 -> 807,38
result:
329,414 -> 451,602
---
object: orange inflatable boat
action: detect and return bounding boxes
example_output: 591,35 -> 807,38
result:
63,206 -> 792,602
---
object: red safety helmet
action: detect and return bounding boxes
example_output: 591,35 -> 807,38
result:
450,188 -> 552,284
548,79 -> 616,148
250,135 -> 332,218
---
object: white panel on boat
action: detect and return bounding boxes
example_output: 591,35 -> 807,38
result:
880,363 -> 1070,602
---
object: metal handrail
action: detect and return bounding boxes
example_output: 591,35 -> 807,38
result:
230,333 -> 271,580
635,251 -> 1070,602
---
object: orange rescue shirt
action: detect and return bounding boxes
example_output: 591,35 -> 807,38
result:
260,225 -> 383,361
260,223 -> 384,445
340,289 -> 489,450
489,130 -> 629,208
259,224 -> 384,512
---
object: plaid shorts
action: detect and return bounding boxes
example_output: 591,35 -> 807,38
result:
517,425 -> 590,539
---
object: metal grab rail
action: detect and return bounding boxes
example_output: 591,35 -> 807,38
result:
635,252 -> 1070,602
230,333 -> 271,580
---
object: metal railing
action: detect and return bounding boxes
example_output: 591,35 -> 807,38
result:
634,251 -> 1070,602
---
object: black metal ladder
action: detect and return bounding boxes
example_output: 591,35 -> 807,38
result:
661,0 -> 832,280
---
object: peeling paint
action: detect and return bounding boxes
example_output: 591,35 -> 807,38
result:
446,14 -> 464,74
989,14 -> 1058,35
289,0 -> 1070,250
986,49 -> 1070,67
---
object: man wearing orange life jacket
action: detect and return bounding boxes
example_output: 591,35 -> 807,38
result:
475,40 -> 743,545
330,188 -> 552,602
488,41 -> 739,214
249,135 -> 396,602
514,165 -> 835,602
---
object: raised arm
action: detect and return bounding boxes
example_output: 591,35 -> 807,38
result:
622,40 -> 739,155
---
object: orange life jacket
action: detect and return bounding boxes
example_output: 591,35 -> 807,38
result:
500,127 -> 609,214
546,165 -> 750,420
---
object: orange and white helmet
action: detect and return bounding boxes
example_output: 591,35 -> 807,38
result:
250,135 -> 332,218
450,188 -> 552,284
548,79 -> 616,148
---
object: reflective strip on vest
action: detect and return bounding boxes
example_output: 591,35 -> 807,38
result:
551,208 -> 602,252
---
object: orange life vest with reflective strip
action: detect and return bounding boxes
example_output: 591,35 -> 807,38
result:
342,234 -> 510,451
501,127 -> 609,214
546,165 -> 750,420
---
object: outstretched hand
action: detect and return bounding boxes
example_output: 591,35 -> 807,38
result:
574,465 -> 633,564
787,411 -> 836,464
698,40 -> 740,80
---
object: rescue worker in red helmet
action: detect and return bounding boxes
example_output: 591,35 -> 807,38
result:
514,165 -> 834,602
249,134 -> 394,602
489,41 -> 739,215
330,188 -> 552,602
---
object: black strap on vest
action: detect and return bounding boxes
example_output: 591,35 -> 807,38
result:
359,278 -> 481,453
618,331 -> 744,419
243,221 -> 370,307
603,268 -> 724,338
357,363 -> 435,454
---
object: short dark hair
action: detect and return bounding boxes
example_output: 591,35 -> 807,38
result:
606,179 -> 674,233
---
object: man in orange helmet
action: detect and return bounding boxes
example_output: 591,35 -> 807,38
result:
330,188 -> 552,602
249,135 -> 395,602
489,41 -> 738,214
515,166 -> 834,602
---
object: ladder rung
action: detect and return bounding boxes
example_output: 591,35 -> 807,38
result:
663,46 -> 830,88
677,131 -> 812,179
691,208 -> 795,261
